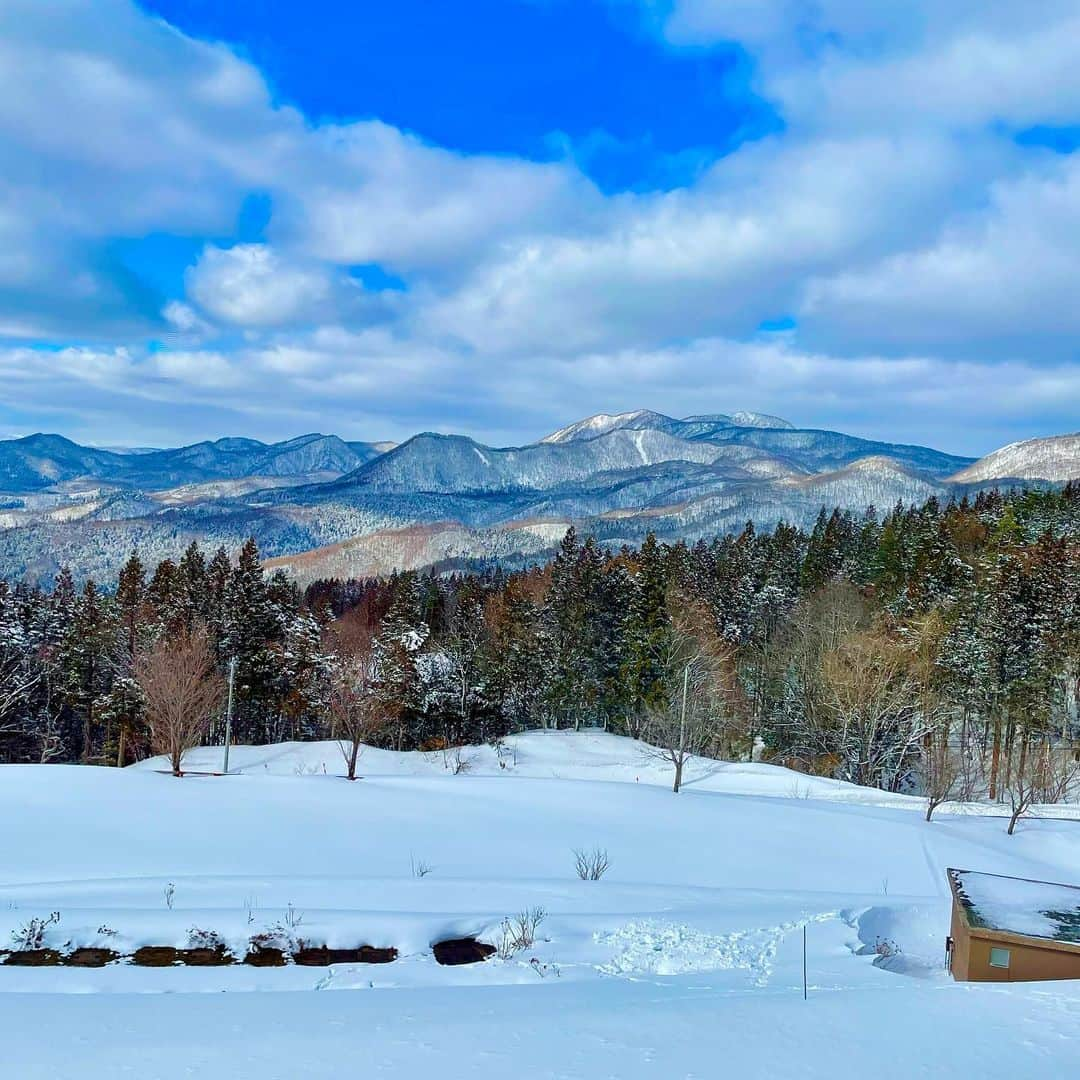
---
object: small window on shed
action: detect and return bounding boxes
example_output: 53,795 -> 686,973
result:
989,947 -> 1011,969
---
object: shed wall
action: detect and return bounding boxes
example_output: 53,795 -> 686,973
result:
949,895 -> 1080,982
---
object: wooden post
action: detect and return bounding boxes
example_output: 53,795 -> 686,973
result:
802,925 -> 807,1000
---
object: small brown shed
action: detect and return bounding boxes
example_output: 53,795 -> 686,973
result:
947,868 -> 1080,983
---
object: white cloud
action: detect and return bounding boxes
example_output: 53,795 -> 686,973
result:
0,0 -> 590,336
187,245 -> 337,328
0,0 -> 1077,451
661,2 -> 1080,131
2,331 -> 1077,456
274,122 -> 596,272
423,132 -> 1000,353
801,156 -> 1080,357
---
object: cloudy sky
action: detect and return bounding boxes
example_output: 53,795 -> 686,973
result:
1,0 -> 1078,454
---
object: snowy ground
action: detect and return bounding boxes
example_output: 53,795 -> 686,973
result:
2,732 -> 1079,1078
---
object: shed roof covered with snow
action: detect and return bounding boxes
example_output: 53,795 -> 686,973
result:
949,869 -> 1080,945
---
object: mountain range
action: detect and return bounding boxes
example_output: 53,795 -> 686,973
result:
0,414 -> 1075,585
0,432 -> 391,492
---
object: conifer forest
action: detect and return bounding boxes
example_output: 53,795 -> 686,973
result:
1,485 -> 1077,808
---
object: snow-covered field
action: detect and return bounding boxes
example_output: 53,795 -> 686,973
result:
2,732 -> 1079,1078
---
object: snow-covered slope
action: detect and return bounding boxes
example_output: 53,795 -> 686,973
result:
334,428 -> 762,494
1,732 -> 1078,1078
540,410 -> 686,443
950,432 -> 1080,483
684,410 -> 794,430
265,519 -> 560,584
541,409 -> 796,444
0,434 -> 130,491
727,410 -> 794,429
703,426 -> 972,475
0,433 -> 391,493
780,456 -> 949,505
248,434 -> 374,477
7,411 -> 1073,587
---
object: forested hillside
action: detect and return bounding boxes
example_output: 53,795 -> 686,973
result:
1,485 -> 1077,808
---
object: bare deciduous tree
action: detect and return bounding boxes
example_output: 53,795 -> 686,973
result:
327,625 -> 399,781
923,725 -> 962,821
0,657 -> 38,729
905,611 -> 961,821
820,626 -> 921,790
133,627 -> 224,777
1004,735 -> 1079,835
642,595 -> 728,793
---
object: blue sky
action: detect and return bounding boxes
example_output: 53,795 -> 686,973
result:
144,0 -> 775,192
117,0 -> 774,313
0,0 -> 1078,454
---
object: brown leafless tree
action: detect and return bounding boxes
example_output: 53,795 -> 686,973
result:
922,724 -> 963,821
133,627 -> 225,777
642,595 -> 729,793
767,582 -> 868,774
1004,734 -> 1079,835
820,626 -> 921,790
327,625 -> 399,780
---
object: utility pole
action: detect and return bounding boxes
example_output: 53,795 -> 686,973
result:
222,656 -> 236,775
680,663 -> 689,752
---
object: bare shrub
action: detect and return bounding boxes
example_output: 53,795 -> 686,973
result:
492,738 -> 516,770
495,907 -> 546,959
163,882 -> 175,910
529,957 -> 560,979
133,626 -> 225,777
874,936 -> 901,959
247,905 -> 307,955
11,911 -> 60,951
443,744 -> 474,774
250,923 -> 304,955
410,855 -> 433,878
187,927 -> 226,951
573,846 -> 610,881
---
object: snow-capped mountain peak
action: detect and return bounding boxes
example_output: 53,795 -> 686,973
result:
727,411 -> 794,430
541,409 -> 795,445
540,410 -> 677,444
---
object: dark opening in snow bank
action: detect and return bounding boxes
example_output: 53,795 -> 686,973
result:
433,938 -> 497,965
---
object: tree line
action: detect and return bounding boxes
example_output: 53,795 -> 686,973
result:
0,486 -> 1077,816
